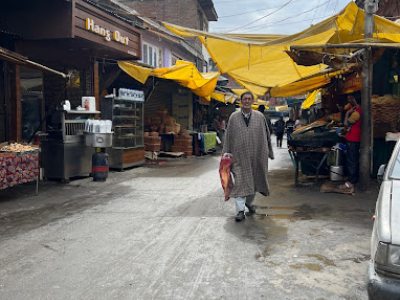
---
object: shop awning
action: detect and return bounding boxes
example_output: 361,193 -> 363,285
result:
301,89 -> 321,110
0,46 -> 67,78
118,60 -> 219,98
163,2 -> 400,97
271,68 -> 350,97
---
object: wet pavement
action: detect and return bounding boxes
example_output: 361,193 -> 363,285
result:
0,143 -> 377,299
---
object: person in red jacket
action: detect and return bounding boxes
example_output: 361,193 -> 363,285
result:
340,93 -> 362,193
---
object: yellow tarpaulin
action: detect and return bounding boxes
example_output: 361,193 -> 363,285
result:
211,91 -> 237,104
118,60 -> 220,98
272,69 -> 349,97
301,89 -> 321,109
163,2 -> 400,97
231,88 -> 248,97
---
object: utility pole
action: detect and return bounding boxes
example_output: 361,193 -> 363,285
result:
359,0 -> 379,190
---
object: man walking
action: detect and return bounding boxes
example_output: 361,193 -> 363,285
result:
274,116 -> 285,148
222,92 -> 274,222
257,105 -> 273,134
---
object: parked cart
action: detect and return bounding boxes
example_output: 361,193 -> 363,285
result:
288,146 -> 330,187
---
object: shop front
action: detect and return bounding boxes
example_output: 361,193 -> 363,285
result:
0,0 -> 142,182
288,47 -> 400,190
118,60 -> 222,157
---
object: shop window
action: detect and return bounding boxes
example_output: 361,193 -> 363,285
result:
149,46 -> 153,66
158,48 -> 163,67
66,69 -> 82,108
64,68 -> 93,109
143,44 -> 148,64
20,67 -> 43,142
142,42 -> 160,68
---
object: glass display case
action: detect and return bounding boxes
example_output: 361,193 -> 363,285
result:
112,100 -> 144,148
101,88 -> 145,170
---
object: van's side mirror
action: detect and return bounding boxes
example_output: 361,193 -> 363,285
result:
377,164 -> 386,184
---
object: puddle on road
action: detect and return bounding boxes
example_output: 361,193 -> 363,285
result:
306,254 -> 336,267
343,254 -> 371,264
256,204 -> 318,221
290,263 -> 322,272
289,254 -> 336,272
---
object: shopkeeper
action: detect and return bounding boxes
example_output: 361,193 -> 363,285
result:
340,93 -> 362,193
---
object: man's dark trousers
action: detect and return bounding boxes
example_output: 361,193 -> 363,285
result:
346,141 -> 360,184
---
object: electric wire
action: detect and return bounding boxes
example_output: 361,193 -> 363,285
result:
239,14 -> 333,33
310,0 -> 322,25
228,0 -> 331,32
226,0 -> 295,33
218,5 -> 283,18
332,0 -> 339,15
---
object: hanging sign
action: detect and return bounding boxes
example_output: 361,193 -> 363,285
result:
118,88 -> 144,102
85,18 -> 129,46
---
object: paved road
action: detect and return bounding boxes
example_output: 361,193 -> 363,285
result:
0,146 -> 377,299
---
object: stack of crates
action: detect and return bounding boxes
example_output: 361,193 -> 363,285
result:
171,131 -> 192,156
144,132 -> 161,152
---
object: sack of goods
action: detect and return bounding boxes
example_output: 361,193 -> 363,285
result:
372,95 -> 400,138
145,109 -> 182,135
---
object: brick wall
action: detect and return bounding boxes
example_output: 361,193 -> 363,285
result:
120,0 -> 208,52
122,0 -> 207,30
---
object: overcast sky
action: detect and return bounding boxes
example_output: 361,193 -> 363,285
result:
209,0 -> 353,34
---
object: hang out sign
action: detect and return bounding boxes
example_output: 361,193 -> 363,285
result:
85,18 -> 129,46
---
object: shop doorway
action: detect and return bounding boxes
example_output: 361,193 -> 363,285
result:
0,61 -> 8,142
20,67 -> 43,142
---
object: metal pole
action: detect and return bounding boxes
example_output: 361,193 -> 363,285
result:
360,0 -> 378,190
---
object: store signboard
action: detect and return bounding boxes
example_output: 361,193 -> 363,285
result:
118,88 -> 144,102
74,0 -> 140,59
85,18 -> 129,46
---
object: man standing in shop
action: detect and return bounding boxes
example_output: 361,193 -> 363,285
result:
222,92 -> 274,222
340,93 -> 362,193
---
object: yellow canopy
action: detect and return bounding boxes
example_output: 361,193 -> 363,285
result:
211,91 -> 237,104
272,69 -> 349,97
301,89 -> 321,110
164,2 -> 400,97
118,60 -> 220,98
231,88 -> 248,98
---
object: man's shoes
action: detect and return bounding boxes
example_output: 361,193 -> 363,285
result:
246,204 -> 256,215
235,211 -> 245,222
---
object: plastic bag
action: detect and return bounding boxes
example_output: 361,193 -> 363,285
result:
219,154 -> 233,201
